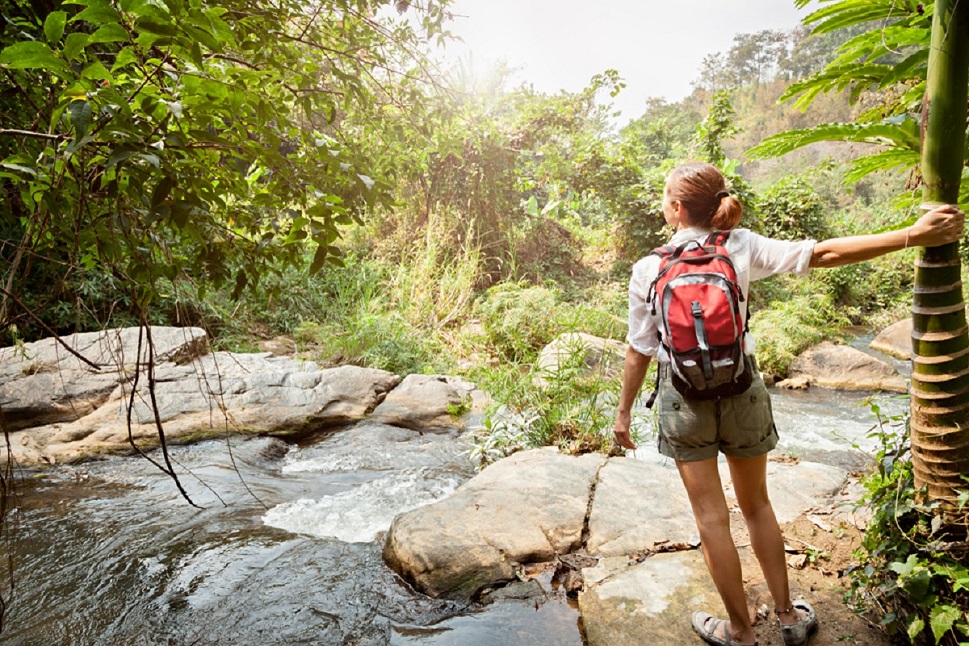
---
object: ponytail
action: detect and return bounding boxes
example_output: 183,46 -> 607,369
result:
711,195 -> 742,230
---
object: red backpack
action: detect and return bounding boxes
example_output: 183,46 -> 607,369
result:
646,230 -> 752,401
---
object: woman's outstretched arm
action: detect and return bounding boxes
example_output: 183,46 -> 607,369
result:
810,204 -> 965,268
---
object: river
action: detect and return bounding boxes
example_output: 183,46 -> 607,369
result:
0,384 -> 906,645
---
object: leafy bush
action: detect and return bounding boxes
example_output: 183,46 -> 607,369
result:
748,292 -> 850,377
470,342 -> 625,465
475,283 -> 561,362
846,406 -> 969,646
757,176 -> 830,241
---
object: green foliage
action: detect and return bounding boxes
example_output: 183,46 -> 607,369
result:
475,282 -> 561,362
692,90 -> 741,166
846,405 -> 969,645
748,292 -> 850,376
749,0 -> 932,185
757,176 -> 830,241
469,340 -> 624,465
0,0 -> 452,337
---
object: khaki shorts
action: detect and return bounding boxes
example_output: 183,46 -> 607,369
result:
654,361 -> 778,462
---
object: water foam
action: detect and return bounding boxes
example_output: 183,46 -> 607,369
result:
262,469 -> 460,543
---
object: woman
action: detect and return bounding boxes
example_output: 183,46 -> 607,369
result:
612,162 -> 965,646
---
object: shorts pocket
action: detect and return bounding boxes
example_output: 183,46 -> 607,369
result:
733,379 -> 773,433
657,385 -> 703,445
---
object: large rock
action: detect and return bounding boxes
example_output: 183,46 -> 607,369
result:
781,342 -> 907,393
721,459 -> 847,525
870,318 -> 913,360
384,445 -> 858,604
579,551 -> 722,646
384,448 -> 607,599
0,327 -> 206,431
368,374 -> 489,433
9,352 -> 400,465
586,458 -> 696,556
534,333 -> 625,387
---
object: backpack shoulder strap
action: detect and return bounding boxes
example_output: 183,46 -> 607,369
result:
650,245 -> 676,259
705,230 -> 731,247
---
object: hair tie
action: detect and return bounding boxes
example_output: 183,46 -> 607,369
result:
715,191 -> 729,201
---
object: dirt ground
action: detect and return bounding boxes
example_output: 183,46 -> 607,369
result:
733,482 -> 895,646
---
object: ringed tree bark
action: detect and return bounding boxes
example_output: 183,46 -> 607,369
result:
911,0 -> 969,523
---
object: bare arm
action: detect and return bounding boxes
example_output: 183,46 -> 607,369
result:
613,346 -> 652,450
810,204 -> 965,268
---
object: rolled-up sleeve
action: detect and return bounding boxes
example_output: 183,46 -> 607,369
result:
626,257 -> 660,356
747,231 -> 816,281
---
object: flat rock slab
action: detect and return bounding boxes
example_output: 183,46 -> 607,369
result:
587,457 -> 697,556
721,459 -> 848,524
579,551 -> 722,646
383,447 -> 853,603
782,342 -> 907,393
870,318 -> 912,360
10,354 -> 400,465
0,327 -> 206,431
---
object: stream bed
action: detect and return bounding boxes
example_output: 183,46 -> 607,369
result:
1,386 -> 906,645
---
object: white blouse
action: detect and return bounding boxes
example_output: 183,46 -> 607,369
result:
626,227 -> 817,359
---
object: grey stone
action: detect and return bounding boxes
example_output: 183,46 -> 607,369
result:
870,318 -> 913,360
0,327 -> 206,431
8,348 -> 399,465
368,374 -> 488,433
534,333 -> 625,387
587,457 -> 697,557
383,448 -> 606,599
579,551 -> 723,646
786,342 -> 907,393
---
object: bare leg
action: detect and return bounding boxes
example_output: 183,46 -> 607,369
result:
726,454 -> 804,626
677,458 -> 757,645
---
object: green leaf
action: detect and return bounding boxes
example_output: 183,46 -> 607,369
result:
525,195 -> 539,217
930,604 -> 961,642
71,1 -> 122,26
112,47 -> 138,71
0,162 -> 38,177
0,41 -> 68,73
309,244 -> 328,274
44,11 -> 68,44
68,100 -> 93,139
136,16 -> 177,37
81,60 -> 112,81
747,119 -> 921,161
151,175 -> 174,208
89,23 -> 129,44
63,32 -> 90,62
907,615 -> 926,643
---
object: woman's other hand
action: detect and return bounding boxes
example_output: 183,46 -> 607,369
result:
613,411 -> 637,450
910,204 -> 965,247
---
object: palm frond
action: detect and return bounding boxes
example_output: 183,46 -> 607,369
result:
746,116 -> 920,160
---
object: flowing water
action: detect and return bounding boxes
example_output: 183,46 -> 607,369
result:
2,384 -> 907,645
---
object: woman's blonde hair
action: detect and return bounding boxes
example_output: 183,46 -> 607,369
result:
667,162 -> 742,230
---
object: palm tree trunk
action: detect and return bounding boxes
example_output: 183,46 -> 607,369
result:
911,0 -> 969,520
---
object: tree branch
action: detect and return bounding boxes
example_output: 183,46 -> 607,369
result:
0,286 -> 101,371
0,129 -> 64,141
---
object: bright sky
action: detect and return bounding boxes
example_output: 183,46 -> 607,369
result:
438,0 -> 812,123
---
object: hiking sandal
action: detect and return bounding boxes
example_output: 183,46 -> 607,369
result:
691,611 -> 758,646
775,600 -> 817,646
